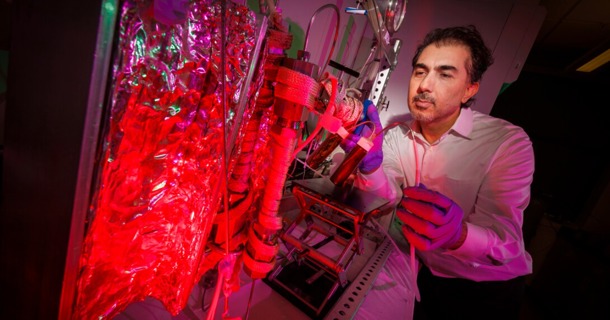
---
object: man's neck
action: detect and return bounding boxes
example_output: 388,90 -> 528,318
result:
419,109 -> 461,144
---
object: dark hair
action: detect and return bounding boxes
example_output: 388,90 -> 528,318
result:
411,25 -> 494,107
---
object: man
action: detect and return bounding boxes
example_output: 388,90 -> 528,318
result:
346,25 -> 534,319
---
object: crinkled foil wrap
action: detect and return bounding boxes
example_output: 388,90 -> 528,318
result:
74,0 -> 261,318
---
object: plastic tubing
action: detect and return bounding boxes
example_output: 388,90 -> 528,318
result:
303,4 -> 340,75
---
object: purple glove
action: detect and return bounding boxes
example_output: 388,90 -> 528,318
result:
340,100 -> 383,174
396,185 -> 465,251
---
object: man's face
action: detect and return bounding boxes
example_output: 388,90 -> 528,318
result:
408,43 -> 479,125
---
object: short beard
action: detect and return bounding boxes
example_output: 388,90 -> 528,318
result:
410,92 -> 436,123
410,108 -> 435,123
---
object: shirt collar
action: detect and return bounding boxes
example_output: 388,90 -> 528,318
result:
404,107 -> 474,140
450,107 -> 474,139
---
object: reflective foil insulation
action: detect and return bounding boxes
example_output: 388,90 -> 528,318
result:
73,0 -> 269,318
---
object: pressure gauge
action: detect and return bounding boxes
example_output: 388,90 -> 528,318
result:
385,0 -> 407,34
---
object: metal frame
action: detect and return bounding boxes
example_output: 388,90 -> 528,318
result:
266,178 -> 391,318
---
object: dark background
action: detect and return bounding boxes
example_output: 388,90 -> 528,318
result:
492,70 -> 610,319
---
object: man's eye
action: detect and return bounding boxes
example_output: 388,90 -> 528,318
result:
441,73 -> 452,78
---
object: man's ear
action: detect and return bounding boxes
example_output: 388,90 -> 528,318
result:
461,82 -> 480,104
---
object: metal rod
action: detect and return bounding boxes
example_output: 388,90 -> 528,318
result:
244,279 -> 257,320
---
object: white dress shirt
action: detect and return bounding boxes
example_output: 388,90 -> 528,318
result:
356,107 -> 534,281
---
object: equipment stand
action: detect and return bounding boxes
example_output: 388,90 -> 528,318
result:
265,178 -> 391,319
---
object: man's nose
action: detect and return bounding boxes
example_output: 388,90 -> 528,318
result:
418,74 -> 433,93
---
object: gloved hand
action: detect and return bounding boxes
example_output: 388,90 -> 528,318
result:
396,185 -> 465,251
340,99 -> 383,174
